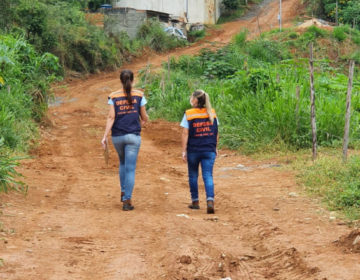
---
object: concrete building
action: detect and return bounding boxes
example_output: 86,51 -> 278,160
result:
104,8 -> 171,38
110,0 -> 223,25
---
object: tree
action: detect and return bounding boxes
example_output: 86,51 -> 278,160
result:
0,0 -> 18,30
223,0 -> 241,12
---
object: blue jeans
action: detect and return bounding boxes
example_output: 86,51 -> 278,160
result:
187,152 -> 216,202
112,134 -> 141,201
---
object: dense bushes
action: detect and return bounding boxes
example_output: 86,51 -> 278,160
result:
141,26 -> 360,154
5,0 -> 187,75
0,34 -> 60,193
136,20 -> 187,52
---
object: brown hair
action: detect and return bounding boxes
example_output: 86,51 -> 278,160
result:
120,69 -> 134,105
192,89 -> 214,124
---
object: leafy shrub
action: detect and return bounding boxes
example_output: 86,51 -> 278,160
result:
305,25 -> 328,38
247,39 -> 291,63
333,26 -> 347,42
350,50 -> 360,64
352,35 -> 360,45
136,19 -> 187,52
222,0 -> 241,11
187,29 -> 206,43
287,32 -> 299,39
247,68 -> 270,92
232,29 -> 248,47
203,61 -> 237,79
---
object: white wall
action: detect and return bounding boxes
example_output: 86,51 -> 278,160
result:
111,0 -> 223,24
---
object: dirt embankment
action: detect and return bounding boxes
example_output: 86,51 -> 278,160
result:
1,0 -> 360,279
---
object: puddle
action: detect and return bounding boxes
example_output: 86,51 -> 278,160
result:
220,164 -> 282,172
48,96 -> 78,107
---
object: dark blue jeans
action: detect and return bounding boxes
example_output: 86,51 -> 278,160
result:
187,151 -> 216,202
112,134 -> 141,201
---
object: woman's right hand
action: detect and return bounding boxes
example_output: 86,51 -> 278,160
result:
101,137 -> 107,150
182,152 -> 187,163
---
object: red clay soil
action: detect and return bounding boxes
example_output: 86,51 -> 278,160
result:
1,0 -> 360,279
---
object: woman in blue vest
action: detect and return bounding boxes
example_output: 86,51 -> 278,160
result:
180,89 -> 219,214
101,69 -> 148,211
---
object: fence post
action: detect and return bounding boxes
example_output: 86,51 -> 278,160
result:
296,85 -> 300,131
162,73 -> 165,96
144,59 -> 150,87
309,43 -> 317,161
342,60 -> 355,161
7,85 -> 10,94
187,57 -> 190,76
167,54 -> 171,81
276,73 -> 280,83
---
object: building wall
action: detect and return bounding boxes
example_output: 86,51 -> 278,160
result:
111,0 -> 223,24
104,9 -> 147,38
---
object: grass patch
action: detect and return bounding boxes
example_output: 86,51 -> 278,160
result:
217,9 -> 245,24
296,155 -> 360,220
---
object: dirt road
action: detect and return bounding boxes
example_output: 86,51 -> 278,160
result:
1,1 -> 360,279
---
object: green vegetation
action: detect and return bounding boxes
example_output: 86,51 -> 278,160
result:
136,19 -> 187,52
142,28 -> 360,153
217,9 -> 245,24
223,0 -> 242,11
0,139 -> 27,194
187,29 -> 206,43
2,0 -> 187,75
304,0 -> 360,29
138,25 -> 360,220
0,34 -> 59,193
297,155 -> 360,220
333,26 -> 347,42
0,1 -> 187,194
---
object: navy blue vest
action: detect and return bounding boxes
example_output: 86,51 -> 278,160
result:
108,89 -> 144,136
185,108 -> 218,153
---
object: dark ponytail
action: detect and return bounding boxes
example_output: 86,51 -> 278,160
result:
120,69 -> 134,105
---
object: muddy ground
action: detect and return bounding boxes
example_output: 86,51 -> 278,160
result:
1,0 -> 360,279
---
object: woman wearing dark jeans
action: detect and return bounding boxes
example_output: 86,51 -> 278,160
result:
180,90 -> 219,214
101,69 -> 148,211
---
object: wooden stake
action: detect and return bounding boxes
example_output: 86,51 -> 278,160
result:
257,15 -> 261,35
7,85 -> 10,94
343,60 -> 355,161
144,60 -> 150,87
159,72 -> 165,89
167,54 -> 170,81
309,43 -> 317,161
276,73 -> 280,83
162,73 -> 165,96
336,0 -> 338,26
187,57 -> 190,76
296,85 -> 300,131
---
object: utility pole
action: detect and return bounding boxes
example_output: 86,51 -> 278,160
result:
279,0 -> 282,31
